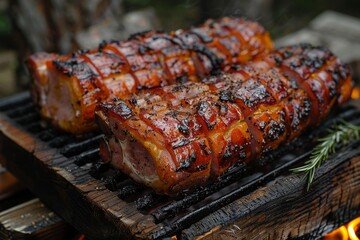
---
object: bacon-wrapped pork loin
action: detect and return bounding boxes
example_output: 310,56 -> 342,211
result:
26,17 -> 273,135
95,44 -> 352,195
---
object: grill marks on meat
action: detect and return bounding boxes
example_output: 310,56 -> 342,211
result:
27,17 -> 273,135
96,44 -> 352,195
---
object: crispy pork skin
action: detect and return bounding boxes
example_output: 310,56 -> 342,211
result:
96,44 -> 352,195
27,17 -> 273,135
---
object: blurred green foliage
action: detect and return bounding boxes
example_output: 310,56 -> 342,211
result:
0,9 -> 11,50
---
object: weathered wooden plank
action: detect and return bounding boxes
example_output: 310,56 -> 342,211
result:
181,143 -> 360,240
0,198 -> 74,240
0,112 -> 157,239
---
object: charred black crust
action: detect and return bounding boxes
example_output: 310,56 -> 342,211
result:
219,90 -> 234,102
176,152 -> 197,171
129,97 -> 138,106
191,44 -> 223,70
72,49 -> 90,57
98,39 -> 120,50
177,123 -> 189,135
53,58 -> 98,80
112,101 -> 134,120
266,120 -> 286,141
175,75 -> 189,83
151,33 -> 185,47
189,29 -> 214,43
196,101 -> 217,130
128,30 -> 158,40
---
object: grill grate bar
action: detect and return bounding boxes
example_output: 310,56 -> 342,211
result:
0,92 -> 31,111
1,100 -> 33,116
152,164 -> 247,222
25,122 -> 43,133
89,162 -> 110,179
72,148 -> 100,166
48,135 -> 75,148
115,180 -> 144,199
61,135 -> 103,157
37,128 -> 62,142
13,112 -> 40,125
103,171 -> 128,191
135,192 -> 168,211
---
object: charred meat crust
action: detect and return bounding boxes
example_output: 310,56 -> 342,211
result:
96,45 -> 352,195
27,17 -> 274,135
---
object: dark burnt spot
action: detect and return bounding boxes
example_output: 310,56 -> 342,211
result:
53,59 -> 97,80
219,90 -> 234,102
267,120 -> 286,141
99,102 -> 113,113
128,30 -> 154,40
210,68 -> 223,76
177,123 -> 189,135
304,58 -> 324,69
189,29 -> 213,43
235,81 -> 272,108
199,140 -> 211,155
223,145 -> 232,159
239,152 -> 246,159
196,101 -> 217,130
290,79 -> 299,89
196,101 -> 209,114
113,101 -> 133,120
274,55 -> 282,66
98,39 -> 120,50
327,81 -> 337,98
152,34 -> 184,47
215,102 -> 228,116
259,121 -> 266,130
172,138 -> 190,149
71,49 -> 90,57
231,65 -> 242,71
129,97 -> 137,106
201,75 -> 222,85
330,68 -> 341,84
191,44 -> 223,70
196,164 -> 207,171
172,84 -> 187,92
283,50 -> 293,59
175,75 -> 189,83
262,146 -> 273,154
138,45 -> 152,55
289,62 -> 299,70
171,137 -> 199,149
176,152 -> 197,171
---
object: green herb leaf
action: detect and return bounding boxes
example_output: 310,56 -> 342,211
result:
291,120 -> 360,190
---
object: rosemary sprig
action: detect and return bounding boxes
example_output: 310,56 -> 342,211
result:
291,120 -> 360,190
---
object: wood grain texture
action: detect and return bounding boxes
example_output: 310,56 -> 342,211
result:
0,112 -> 156,239
0,198 -> 74,240
182,144 -> 360,240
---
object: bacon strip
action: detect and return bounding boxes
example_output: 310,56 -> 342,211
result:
96,44 -> 352,195
27,17 -> 273,135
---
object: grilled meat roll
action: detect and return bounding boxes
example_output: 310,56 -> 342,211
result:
95,44 -> 352,195
26,17 -> 273,135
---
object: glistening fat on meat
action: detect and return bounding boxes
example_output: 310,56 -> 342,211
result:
95,44 -> 352,196
26,17 -> 273,135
